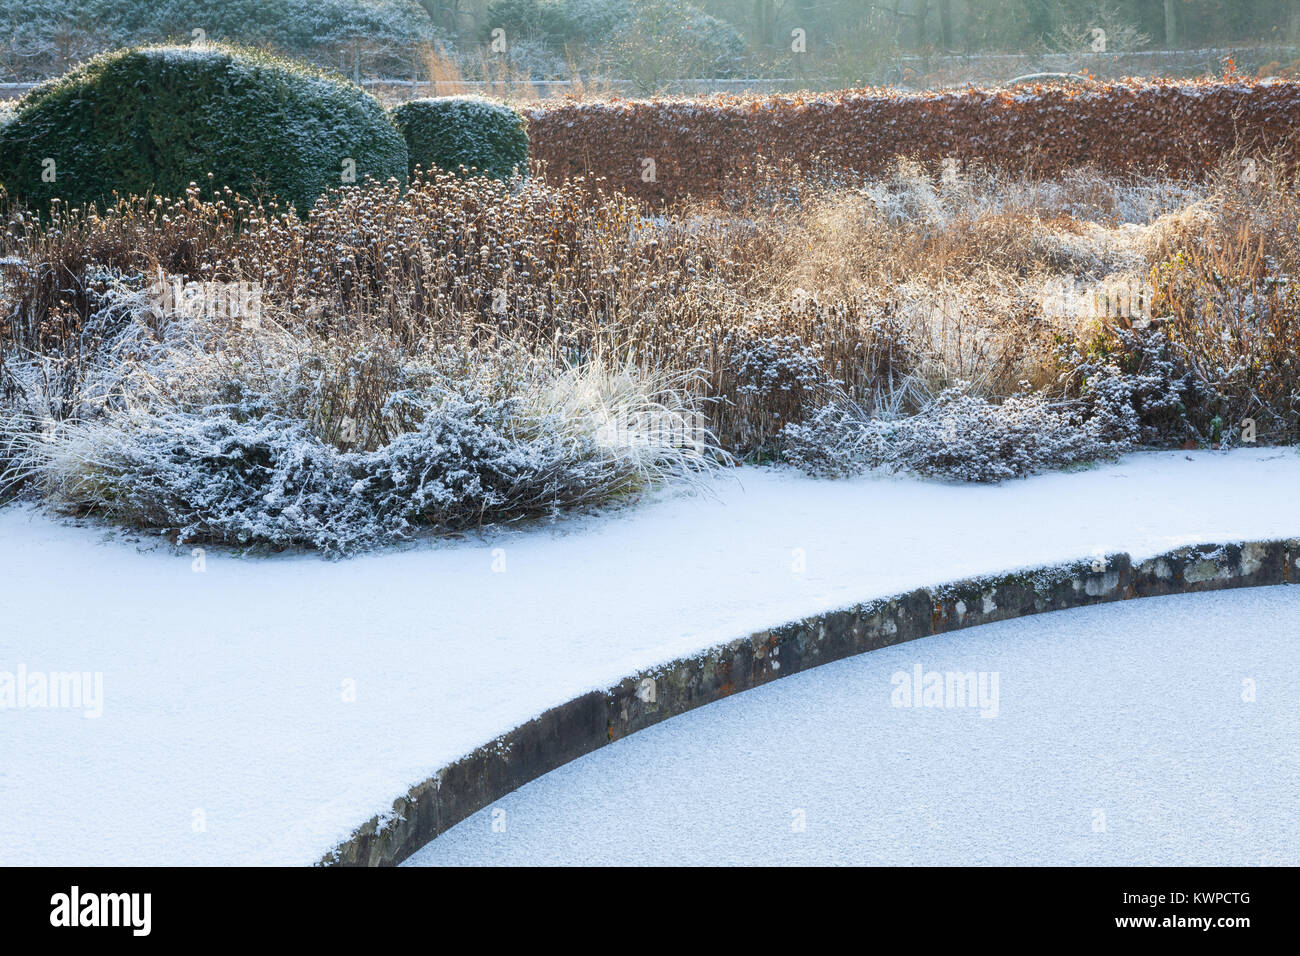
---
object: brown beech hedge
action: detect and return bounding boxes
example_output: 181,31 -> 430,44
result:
526,78 -> 1300,205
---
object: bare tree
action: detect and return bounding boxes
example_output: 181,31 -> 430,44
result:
753,0 -> 776,47
870,1 -> 932,49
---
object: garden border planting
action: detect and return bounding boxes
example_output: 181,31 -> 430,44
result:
322,536 -> 1297,866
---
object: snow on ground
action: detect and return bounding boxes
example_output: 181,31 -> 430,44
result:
1,448 -> 1299,865
406,587 -> 1300,866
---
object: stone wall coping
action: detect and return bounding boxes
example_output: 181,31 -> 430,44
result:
321,538 -> 1298,866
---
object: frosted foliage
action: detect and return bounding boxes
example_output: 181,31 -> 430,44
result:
782,384 -> 1128,483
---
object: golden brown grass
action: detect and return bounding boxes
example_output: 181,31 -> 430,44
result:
4,153 -> 1298,456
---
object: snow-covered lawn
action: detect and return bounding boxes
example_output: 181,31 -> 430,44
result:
1,448 -> 1298,865
406,586 -> 1300,866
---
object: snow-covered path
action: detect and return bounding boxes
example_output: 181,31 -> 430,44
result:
1,448 -> 1298,865
406,587 -> 1300,867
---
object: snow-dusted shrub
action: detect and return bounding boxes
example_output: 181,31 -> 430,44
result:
15,373 -> 719,554
1146,232 -> 1300,444
727,329 -> 828,403
779,384 -> 1128,483
390,97 -> 528,181
2,288 -> 721,552
717,321 -> 839,456
24,399 -> 579,553
777,401 -> 870,479
873,384 -> 1127,482
0,44 -> 407,213
1066,326 -> 1202,447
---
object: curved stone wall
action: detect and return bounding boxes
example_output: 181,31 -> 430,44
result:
321,539 -> 1297,866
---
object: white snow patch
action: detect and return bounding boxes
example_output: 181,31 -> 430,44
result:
1,447 -> 1298,865
406,586 -> 1300,866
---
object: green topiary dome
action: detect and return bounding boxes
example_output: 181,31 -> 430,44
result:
389,96 -> 529,181
0,44 -> 408,212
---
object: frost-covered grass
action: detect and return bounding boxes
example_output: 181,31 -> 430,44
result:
1,157 -> 1297,552
0,294 -> 722,554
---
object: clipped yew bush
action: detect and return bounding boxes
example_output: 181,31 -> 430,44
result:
390,96 -> 528,180
0,44 -> 408,212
